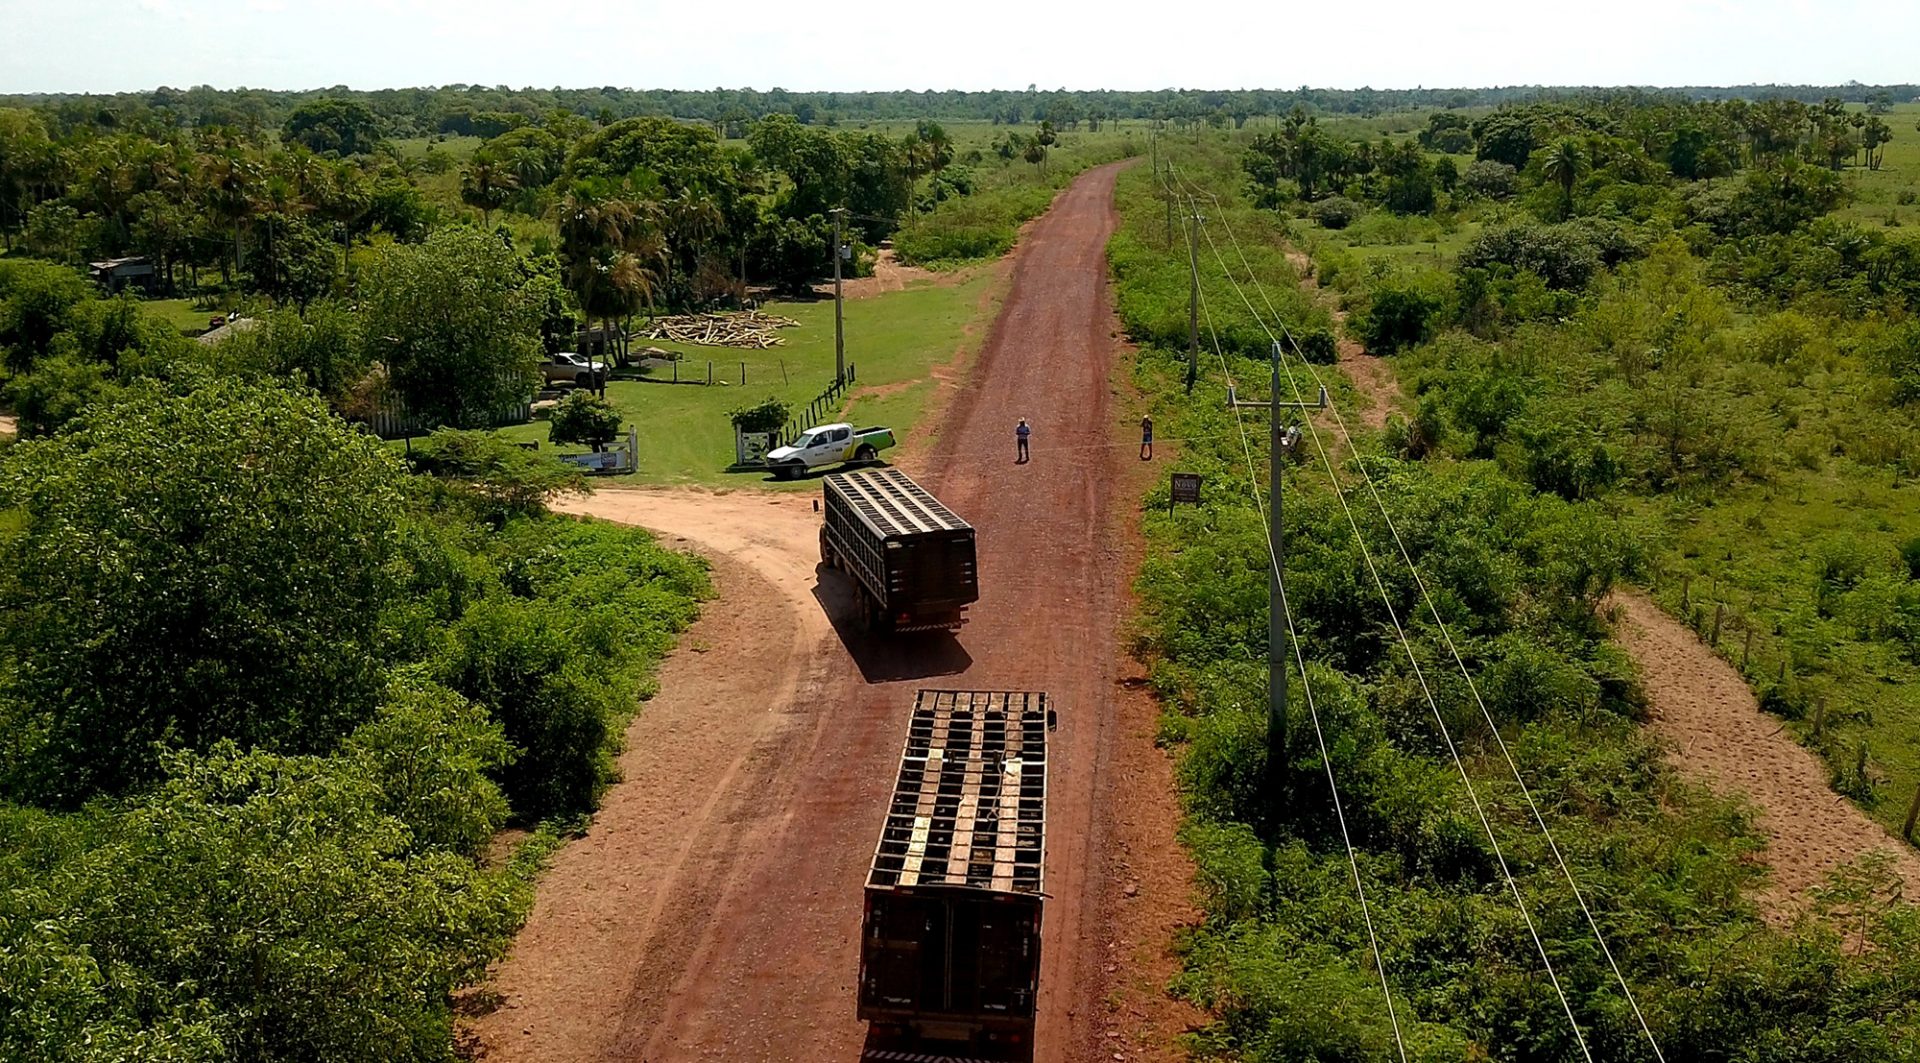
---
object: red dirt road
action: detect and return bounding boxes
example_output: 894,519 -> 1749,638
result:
466,161 -> 1196,1062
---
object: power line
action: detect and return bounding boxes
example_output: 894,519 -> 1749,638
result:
1169,167 -> 1595,1062
1178,172 -> 1667,1063
1170,176 -> 1410,1063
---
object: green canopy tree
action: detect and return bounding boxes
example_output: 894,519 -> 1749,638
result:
0,382 -> 408,805
357,226 -> 544,427
1540,137 -> 1586,215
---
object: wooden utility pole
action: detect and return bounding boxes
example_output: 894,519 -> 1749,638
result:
1228,341 -> 1327,823
831,207 -> 847,383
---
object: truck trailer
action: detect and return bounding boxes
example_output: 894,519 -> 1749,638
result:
859,689 -> 1047,1060
820,468 -> 979,633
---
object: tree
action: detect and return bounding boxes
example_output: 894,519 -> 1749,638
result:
0,382 -> 408,805
281,97 -> 384,156
1861,116 -> 1893,171
460,158 -> 518,227
358,227 -> 544,428
1539,138 -> 1585,216
250,210 -> 335,306
548,389 -> 623,451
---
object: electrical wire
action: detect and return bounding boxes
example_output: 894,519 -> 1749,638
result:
1169,175 -> 1410,1063
1176,170 -> 1668,1063
1168,167 -> 1596,1062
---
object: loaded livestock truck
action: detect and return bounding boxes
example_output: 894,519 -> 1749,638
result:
860,689 -> 1048,1061
819,468 -> 979,634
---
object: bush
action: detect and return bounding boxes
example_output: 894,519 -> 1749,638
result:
409,428 -> 585,521
1460,160 -> 1518,200
729,394 -> 792,434
548,390 -> 623,451
1459,223 -> 1602,290
1308,196 -> 1362,230
1294,326 -> 1337,365
1354,279 -> 1445,355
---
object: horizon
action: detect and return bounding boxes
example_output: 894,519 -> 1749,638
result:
5,0 -> 1917,97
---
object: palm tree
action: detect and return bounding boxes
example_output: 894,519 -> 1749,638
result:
461,158 -> 517,228
1540,138 -> 1585,216
199,151 -> 258,286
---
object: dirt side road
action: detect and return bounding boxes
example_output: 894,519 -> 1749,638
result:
1610,590 -> 1920,920
1283,246 -> 1401,430
467,160 -> 1195,1062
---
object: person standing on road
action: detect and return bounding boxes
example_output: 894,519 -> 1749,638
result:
1016,418 -> 1031,464
1140,414 -> 1154,461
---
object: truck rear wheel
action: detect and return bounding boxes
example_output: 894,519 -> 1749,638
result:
819,528 -> 834,568
575,373 -> 591,388
855,444 -> 877,463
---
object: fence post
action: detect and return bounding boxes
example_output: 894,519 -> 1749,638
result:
673,359 -> 678,383
740,361 -> 745,385
707,361 -> 713,385
1711,603 -> 1724,646
1904,780 -> 1920,840
1742,628 -> 1754,672
1812,695 -> 1827,735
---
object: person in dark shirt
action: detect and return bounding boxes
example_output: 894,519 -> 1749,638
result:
1015,418 -> 1031,463
1140,414 -> 1154,460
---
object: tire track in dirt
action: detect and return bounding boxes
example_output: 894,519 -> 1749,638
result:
465,161 -> 1197,1062
1610,590 -> 1920,921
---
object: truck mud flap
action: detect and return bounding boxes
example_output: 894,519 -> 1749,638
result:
863,1050 -> 1011,1063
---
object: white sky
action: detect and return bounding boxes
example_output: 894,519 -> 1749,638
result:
1,0 -> 1916,95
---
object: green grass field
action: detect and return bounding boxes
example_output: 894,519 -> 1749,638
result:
491,273 -> 994,487
142,296 -> 219,335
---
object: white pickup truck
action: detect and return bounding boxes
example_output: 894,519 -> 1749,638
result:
765,422 -> 896,479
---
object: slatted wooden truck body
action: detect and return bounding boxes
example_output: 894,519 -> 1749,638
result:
860,690 -> 1047,1056
820,468 -> 979,633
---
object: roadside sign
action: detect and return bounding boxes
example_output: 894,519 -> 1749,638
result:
1169,472 -> 1202,514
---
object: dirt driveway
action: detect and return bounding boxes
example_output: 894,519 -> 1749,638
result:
465,160 -> 1195,1062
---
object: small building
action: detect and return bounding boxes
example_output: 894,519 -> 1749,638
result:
89,256 -> 157,294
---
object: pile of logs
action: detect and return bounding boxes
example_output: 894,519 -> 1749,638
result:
639,310 -> 801,349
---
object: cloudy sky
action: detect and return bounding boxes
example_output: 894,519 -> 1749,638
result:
2,0 -> 1915,94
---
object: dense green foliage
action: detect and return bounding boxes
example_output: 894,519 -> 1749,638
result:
1277,95 -> 1920,827
0,383 -> 404,804
358,227 -> 546,426
0,373 -> 707,1055
1115,150 -> 1920,1061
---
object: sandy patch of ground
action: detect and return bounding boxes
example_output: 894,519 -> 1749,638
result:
1610,590 -> 1920,922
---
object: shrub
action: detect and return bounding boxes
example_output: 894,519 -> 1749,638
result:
410,428 -> 585,520
1294,326 -> 1337,365
1354,279 -> 1445,355
1308,196 -> 1362,230
1459,223 -> 1602,290
1460,160 -> 1518,200
729,394 -> 792,433
548,390 -> 623,451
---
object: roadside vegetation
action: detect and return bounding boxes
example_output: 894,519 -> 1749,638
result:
1115,140 -> 1920,1061
1261,95 -> 1920,839
0,298 -> 707,1056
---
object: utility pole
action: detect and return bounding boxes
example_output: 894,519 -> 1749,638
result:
1227,340 -> 1327,820
830,207 -> 847,383
1185,209 -> 1201,393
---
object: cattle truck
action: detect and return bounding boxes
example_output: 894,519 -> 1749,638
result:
819,468 -> 979,633
859,689 -> 1047,1060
